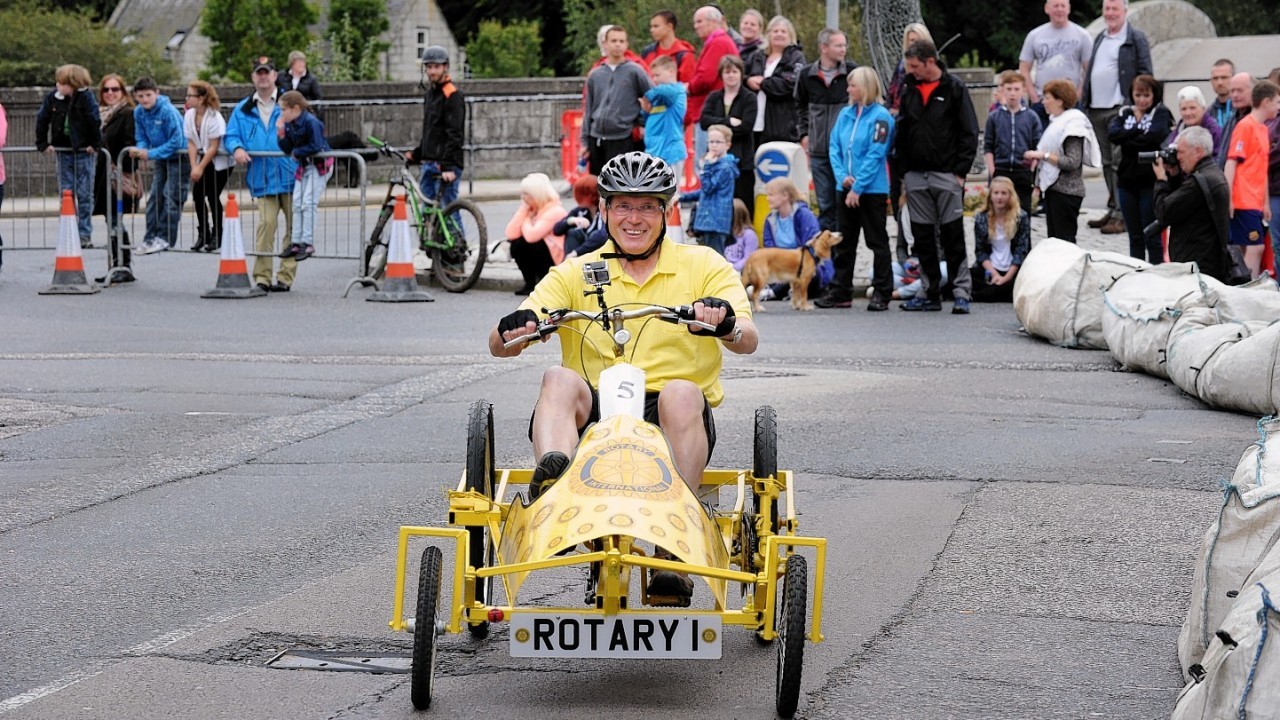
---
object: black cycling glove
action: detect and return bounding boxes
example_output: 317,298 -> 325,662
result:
498,309 -> 539,337
689,297 -> 736,338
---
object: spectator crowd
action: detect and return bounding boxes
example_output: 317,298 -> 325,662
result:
5,1 -> 1279,308
541,0 -> 1280,315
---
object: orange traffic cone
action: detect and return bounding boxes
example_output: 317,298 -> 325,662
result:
39,190 -> 100,295
368,194 -> 434,303
202,194 -> 266,298
666,201 -> 686,244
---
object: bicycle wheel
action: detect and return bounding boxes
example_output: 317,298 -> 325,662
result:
363,202 -> 393,281
431,199 -> 488,293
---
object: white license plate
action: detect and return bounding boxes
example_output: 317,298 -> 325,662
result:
510,613 -> 723,659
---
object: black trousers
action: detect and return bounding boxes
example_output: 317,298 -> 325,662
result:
1043,189 -> 1083,243
588,136 -> 641,175
192,167 -> 231,246
992,166 -> 1035,214
970,266 -> 1015,302
509,236 -> 554,288
911,218 -> 967,302
831,192 -> 891,300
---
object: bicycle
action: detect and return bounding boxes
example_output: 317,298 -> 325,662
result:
362,137 -> 488,293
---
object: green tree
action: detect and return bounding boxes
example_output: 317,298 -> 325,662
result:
561,0 -> 865,74
0,3 -> 175,87
323,0 -> 388,81
200,0 -> 317,81
437,0 -> 573,75
465,19 -> 552,78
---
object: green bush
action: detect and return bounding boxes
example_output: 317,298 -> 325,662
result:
323,0 -> 389,81
0,4 -> 175,87
201,0 -> 318,82
465,19 -> 552,78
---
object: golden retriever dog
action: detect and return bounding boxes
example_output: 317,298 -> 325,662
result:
741,230 -> 843,312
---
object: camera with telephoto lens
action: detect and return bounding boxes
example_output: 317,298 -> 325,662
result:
1138,147 -> 1178,164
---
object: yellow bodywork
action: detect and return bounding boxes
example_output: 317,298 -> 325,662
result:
389,421 -> 827,645
498,415 -> 731,608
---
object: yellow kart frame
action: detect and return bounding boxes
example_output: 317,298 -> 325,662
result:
390,401 -> 826,717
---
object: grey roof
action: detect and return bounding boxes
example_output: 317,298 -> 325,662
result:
108,0 -> 206,48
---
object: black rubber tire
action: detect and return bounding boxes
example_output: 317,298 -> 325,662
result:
431,198 -> 488,292
411,546 -> 443,710
752,404 -> 779,542
363,202 -> 393,280
464,400 -> 495,639
775,554 -> 808,718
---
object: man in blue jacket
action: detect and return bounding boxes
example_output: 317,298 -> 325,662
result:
224,56 -> 300,292
130,77 -> 189,254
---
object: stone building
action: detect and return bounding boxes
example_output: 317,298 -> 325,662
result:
107,0 -> 460,82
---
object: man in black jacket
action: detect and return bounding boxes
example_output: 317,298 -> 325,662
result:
407,45 -> 465,208
1081,0 -> 1152,234
796,27 -> 853,232
894,40 -> 979,314
1152,126 -> 1231,283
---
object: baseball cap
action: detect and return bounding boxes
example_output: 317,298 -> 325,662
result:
253,56 -> 275,73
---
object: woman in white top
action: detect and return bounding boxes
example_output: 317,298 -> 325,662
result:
184,80 -> 231,252
745,15 -> 805,146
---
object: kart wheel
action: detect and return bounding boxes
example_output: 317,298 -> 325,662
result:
775,554 -> 808,718
411,546 -> 443,710
432,199 -> 488,292
752,405 -> 780,538
464,400 -> 495,639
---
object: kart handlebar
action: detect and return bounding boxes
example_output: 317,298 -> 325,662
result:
502,304 -> 716,348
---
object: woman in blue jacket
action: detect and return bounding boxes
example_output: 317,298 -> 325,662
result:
820,67 -> 895,311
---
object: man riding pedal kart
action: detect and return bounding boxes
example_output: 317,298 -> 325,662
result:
488,152 -> 759,605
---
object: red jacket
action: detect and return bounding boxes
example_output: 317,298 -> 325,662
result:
640,38 -> 697,84
685,29 -> 739,126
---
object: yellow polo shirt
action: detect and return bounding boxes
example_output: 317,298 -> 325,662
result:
520,241 -> 752,407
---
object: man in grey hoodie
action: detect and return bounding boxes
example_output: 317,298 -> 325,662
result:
581,26 -> 653,174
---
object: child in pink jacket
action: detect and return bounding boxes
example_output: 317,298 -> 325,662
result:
505,172 -> 568,295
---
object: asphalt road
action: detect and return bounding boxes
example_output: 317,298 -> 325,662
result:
0,212 -> 1257,719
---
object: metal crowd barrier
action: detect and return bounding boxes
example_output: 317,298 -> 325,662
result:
113,148 -> 369,261
0,147 -> 368,264
0,146 -> 117,251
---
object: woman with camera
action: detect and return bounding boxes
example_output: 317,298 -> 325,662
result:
1108,75 -> 1174,263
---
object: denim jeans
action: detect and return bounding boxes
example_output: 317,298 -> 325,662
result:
145,155 -> 191,246
1117,185 -> 1159,263
693,126 -> 708,172
810,155 -> 838,231
58,151 -> 96,240
698,231 -> 730,256
291,165 -> 332,246
419,160 -> 461,235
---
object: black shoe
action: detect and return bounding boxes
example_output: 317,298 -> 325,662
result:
528,451 -> 570,501
293,245 -> 315,261
192,233 -> 208,252
279,243 -> 300,259
813,294 -> 852,309
867,293 -> 889,311
269,281 -> 290,292
95,270 -> 135,285
206,241 -> 221,253
646,569 -> 694,607
900,296 -> 943,311
256,282 -> 271,293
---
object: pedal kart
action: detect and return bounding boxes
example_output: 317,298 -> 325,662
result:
389,264 -> 827,716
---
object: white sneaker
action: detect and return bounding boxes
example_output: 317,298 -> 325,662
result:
759,286 -> 775,301
133,239 -> 160,255
154,240 -> 170,253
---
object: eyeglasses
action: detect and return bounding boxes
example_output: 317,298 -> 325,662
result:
609,202 -> 664,217
102,87 -> 123,93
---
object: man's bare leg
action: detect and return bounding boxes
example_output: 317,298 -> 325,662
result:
657,379 -> 709,495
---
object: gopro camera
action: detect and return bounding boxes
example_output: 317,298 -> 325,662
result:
582,261 -> 611,287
